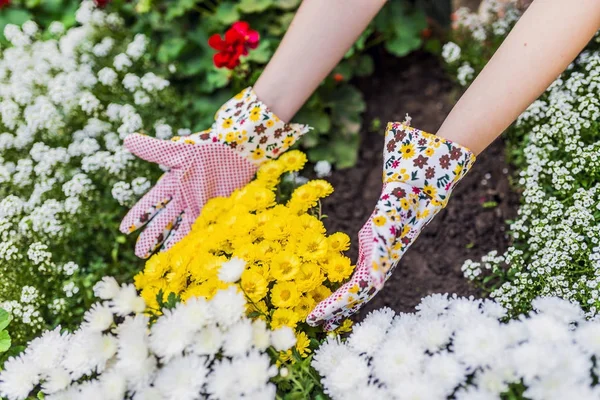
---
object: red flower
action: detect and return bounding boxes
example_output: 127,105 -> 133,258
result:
208,21 -> 260,69
93,0 -> 111,8
0,0 -> 10,8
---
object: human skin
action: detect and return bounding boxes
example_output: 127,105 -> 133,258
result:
255,0 -> 600,154
253,0 -> 388,123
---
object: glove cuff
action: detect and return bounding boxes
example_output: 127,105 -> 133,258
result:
211,87 -> 310,165
382,122 -> 476,206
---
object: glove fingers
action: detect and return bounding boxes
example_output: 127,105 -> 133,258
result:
119,173 -> 178,234
159,211 -> 191,252
124,134 -> 188,168
306,266 -> 374,329
134,200 -> 183,259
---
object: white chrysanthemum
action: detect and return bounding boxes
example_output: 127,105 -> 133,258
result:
210,287 -> 246,328
320,352 -> 369,398
206,359 -> 239,399
270,326 -> 296,351
222,319 -> 253,357
93,277 -> 120,300
218,257 -> 246,283
152,356 -> 208,400
25,326 -> 69,371
532,296 -> 585,324
99,369 -> 127,400
232,351 -> 278,395
149,306 -> 194,361
0,355 -> 40,400
251,319 -> 271,351
109,284 -> 145,316
41,368 -> 71,394
345,318 -> 387,355
190,325 -> 223,357
83,303 -> 114,332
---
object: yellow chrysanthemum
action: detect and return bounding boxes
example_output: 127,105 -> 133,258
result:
325,254 -> 353,283
271,308 -> 300,329
296,233 -> 328,262
309,285 -> 332,304
247,300 -> 269,320
270,252 -> 301,281
294,296 -> 316,320
270,282 -> 300,308
278,150 -> 307,172
326,232 -> 350,253
297,214 -> 326,235
295,331 -> 312,357
334,319 -> 354,334
295,262 -> 323,293
241,269 -> 268,302
256,160 -> 285,185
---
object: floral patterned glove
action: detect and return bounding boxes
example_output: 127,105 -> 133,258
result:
120,87 -> 308,258
307,122 -> 476,330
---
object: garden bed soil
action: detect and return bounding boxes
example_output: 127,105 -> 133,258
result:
320,51 -> 521,318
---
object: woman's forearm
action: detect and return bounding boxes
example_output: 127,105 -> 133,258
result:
437,0 -> 600,154
253,0 -> 387,122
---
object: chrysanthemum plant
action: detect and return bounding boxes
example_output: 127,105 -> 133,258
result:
135,150 -> 354,397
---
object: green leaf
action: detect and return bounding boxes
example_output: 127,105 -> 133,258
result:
238,0 -> 273,13
166,0 -> 197,21
330,134 -> 359,169
157,37 -> 188,64
294,108 -> 331,134
276,0 -> 300,9
354,55 -> 374,77
386,35 -> 422,57
0,309 -> 11,331
244,39 -> 272,64
214,2 -> 240,25
0,330 -> 10,353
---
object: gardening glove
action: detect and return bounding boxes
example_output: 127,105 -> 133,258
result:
120,87 -> 309,259
307,122 -> 476,330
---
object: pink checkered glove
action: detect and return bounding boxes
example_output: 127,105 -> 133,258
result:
307,122 -> 476,330
120,87 -> 309,258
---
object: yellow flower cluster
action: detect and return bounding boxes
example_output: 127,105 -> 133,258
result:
134,150 -> 354,357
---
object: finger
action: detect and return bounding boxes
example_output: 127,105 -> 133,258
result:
134,199 -> 183,259
124,134 -> 191,168
159,211 -> 192,252
119,173 -> 179,234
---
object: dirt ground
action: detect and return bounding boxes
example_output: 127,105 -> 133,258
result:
320,51 -> 521,318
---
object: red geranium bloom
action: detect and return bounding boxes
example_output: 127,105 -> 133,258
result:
0,0 -> 10,8
93,0 -> 111,7
208,21 -> 260,69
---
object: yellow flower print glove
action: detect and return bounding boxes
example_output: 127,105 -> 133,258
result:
307,122 -> 476,330
120,87 -> 310,258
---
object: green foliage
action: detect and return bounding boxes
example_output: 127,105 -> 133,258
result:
0,309 -> 11,353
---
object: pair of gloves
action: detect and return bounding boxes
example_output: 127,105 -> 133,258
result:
121,88 -> 476,330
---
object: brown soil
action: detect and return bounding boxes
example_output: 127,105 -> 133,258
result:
321,51 -> 521,318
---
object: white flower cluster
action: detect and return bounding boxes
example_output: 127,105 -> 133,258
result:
0,1 -> 177,341
0,279 -> 295,400
314,294 -> 600,400
462,48 -> 600,317
445,1 -> 523,86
